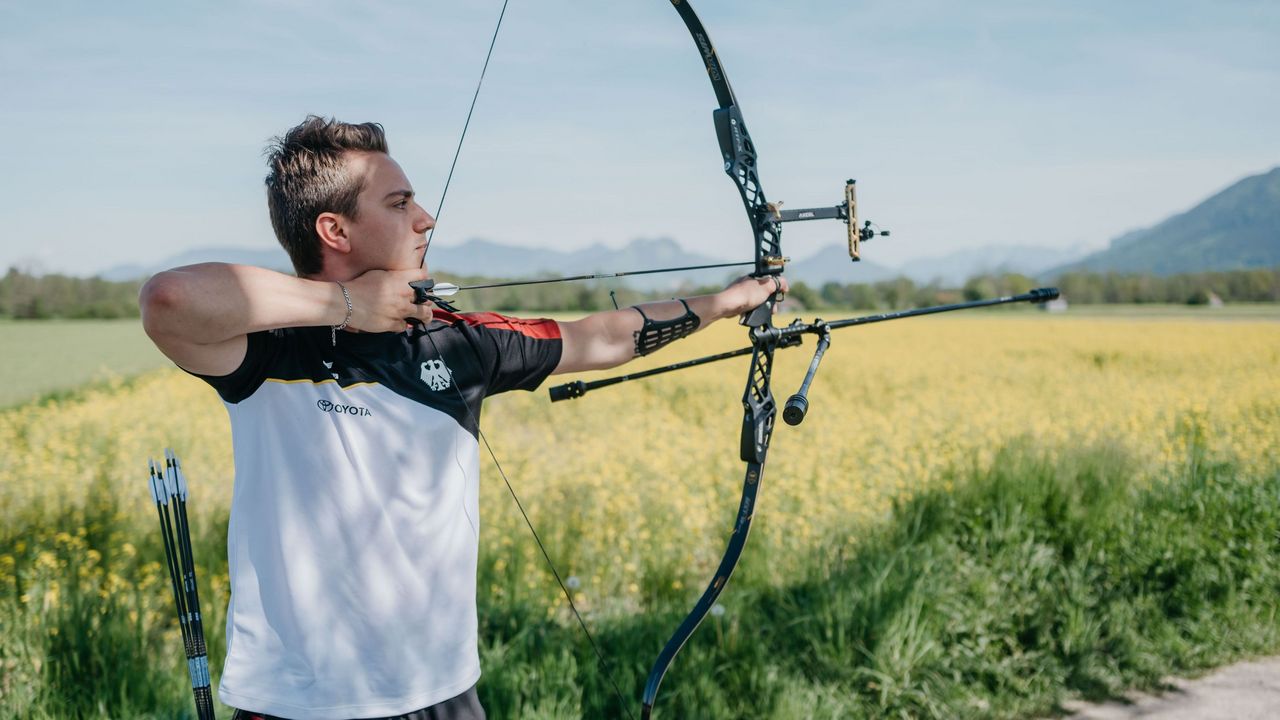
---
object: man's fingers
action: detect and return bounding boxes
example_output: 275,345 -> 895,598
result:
340,269 -> 438,332
407,301 -> 435,325
401,270 -> 432,307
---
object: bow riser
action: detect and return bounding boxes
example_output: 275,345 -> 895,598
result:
712,107 -> 784,279
673,0 -> 783,334
741,341 -> 778,463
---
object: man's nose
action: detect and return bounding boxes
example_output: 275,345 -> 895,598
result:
414,203 -> 435,234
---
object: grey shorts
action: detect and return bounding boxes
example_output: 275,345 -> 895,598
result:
230,684 -> 485,720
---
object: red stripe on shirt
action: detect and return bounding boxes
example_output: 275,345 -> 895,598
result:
435,311 -> 562,340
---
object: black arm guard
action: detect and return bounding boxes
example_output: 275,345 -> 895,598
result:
633,299 -> 701,357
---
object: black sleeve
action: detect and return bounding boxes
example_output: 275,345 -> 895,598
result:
455,312 -> 563,396
183,330 -> 283,403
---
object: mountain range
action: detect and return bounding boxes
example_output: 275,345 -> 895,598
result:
98,165 -> 1278,285
1047,166 -> 1280,276
98,238 -> 1078,289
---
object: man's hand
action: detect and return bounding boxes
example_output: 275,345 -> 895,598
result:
717,274 -> 791,317
342,269 -> 436,333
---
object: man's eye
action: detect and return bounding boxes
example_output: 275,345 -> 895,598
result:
395,200 -> 408,209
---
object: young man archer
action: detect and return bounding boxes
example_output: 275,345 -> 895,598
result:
139,116 -> 787,720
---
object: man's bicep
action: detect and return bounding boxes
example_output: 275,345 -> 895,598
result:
139,268 -> 250,376
552,316 -> 631,374
551,320 -> 590,374
149,331 -> 249,377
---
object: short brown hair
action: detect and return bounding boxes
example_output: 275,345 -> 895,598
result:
264,116 -> 389,275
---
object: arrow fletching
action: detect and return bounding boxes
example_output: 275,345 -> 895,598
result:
168,448 -> 189,500
148,459 -> 163,504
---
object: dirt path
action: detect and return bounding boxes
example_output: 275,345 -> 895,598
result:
1061,657 -> 1280,719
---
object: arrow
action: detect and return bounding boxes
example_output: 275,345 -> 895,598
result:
411,260 -> 758,301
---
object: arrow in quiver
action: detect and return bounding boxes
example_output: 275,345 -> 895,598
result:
147,450 -> 216,720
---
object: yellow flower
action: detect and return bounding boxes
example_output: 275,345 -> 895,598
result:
1,317 -> 1277,621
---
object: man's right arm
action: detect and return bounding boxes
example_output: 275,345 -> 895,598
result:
139,263 -> 432,376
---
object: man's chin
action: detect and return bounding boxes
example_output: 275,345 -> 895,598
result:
387,256 -> 425,272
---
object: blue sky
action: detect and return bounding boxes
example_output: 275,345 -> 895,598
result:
2,0 -> 1277,276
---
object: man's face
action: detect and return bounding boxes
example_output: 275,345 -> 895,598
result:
342,151 -> 434,273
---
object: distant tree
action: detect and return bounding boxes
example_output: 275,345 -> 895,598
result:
0,268 -> 143,319
880,277 -> 917,309
3,265 -> 1276,320
785,281 -> 821,311
963,276 -> 997,302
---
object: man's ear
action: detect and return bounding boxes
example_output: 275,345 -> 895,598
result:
316,212 -> 352,254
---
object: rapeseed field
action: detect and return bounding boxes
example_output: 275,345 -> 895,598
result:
2,313 -> 1278,718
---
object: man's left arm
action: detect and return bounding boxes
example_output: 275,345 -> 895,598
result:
554,275 -> 789,375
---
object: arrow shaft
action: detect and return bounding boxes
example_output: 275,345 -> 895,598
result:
451,260 -> 756,292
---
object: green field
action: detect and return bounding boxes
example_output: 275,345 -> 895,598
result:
4,304 -> 1275,409
2,311 -> 1278,718
0,319 -> 170,408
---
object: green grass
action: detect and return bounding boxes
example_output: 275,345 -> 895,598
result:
3,312 -> 1279,718
4,435 -> 1276,718
0,320 -> 169,408
469,440 -> 1280,719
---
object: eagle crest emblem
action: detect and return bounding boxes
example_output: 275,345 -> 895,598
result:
420,358 -> 453,391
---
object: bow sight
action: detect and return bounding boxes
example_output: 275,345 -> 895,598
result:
768,179 -> 890,261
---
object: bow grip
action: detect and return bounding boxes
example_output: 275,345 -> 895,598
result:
739,286 -> 782,328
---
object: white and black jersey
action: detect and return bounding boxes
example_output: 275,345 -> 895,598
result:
191,312 -> 561,720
